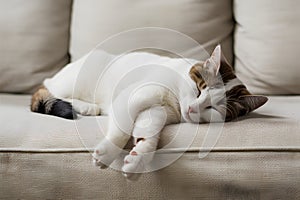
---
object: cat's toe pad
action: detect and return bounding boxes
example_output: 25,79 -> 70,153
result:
122,151 -> 144,178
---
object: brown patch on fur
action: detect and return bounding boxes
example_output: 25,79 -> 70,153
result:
226,85 -> 251,99
189,63 -> 207,95
225,85 -> 268,121
189,54 -> 237,91
189,53 -> 267,122
31,86 -> 77,119
30,86 -> 52,112
225,85 -> 250,121
219,56 -> 237,84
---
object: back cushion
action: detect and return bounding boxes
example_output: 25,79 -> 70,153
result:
234,0 -> 300,94
70,0 -> 234,63
0,0 -> 72,93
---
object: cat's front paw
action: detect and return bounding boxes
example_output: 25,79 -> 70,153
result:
92,139 -> 122,169
122,150 -> 155,180
122,151 -> 144,180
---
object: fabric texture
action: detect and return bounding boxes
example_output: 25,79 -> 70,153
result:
1,152 -> 299,199
0,94 -> 299,198
234,0 -> 300,94
0,94 -> 299,151
70,0 -> 234,63
0,0 -> 72,93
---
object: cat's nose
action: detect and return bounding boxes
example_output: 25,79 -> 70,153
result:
188,106 -> 196,114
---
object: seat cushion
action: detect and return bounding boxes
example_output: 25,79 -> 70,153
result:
70,0 -> 234,63
234,0 -> 300,94
0,94 -> 299,151
0,0 -> 72,93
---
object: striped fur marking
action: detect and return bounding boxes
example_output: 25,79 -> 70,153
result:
189,54 -> 267,122
31,86 -> 77,120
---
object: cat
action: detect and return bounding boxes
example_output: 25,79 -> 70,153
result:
31,45 -> 268,178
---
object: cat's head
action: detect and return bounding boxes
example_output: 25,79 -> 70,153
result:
182,45 -> 268,123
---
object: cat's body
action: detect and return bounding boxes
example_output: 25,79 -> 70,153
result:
31,45 -> 268,179
44,50 -> 198,119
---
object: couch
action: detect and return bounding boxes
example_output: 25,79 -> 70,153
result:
1,0 -> 299,199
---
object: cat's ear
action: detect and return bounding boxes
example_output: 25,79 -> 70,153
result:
204,45 -> 222,76
239,95 -> 268,112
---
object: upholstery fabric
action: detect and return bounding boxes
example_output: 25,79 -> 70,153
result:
0,94 -> 299,151
70,0 -> 234,63
1,152 -> 299,199
234,0 -> 300,94
0,0 -> 72,93
0,94 -> 299,198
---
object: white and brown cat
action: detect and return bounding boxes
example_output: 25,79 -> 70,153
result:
31,45 -> 267,178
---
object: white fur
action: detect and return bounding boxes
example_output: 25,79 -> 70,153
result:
44,46 -> 230,178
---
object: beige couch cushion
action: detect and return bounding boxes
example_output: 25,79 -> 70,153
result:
70,0 -> 234,63
0,0 -> 72,93
234,0 -> 300,94
0,94 -> 300,199
0,94 -> 299,152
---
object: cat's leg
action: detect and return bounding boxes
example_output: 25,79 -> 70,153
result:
64,99 -> 101,116
92,85 -> 178,169
92,86 -> 141,168
122,105 -> 179,179
92,116 -> 131,168
122,135 -> 159,180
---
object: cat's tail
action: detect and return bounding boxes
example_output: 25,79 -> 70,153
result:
30,86 -> 77,120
